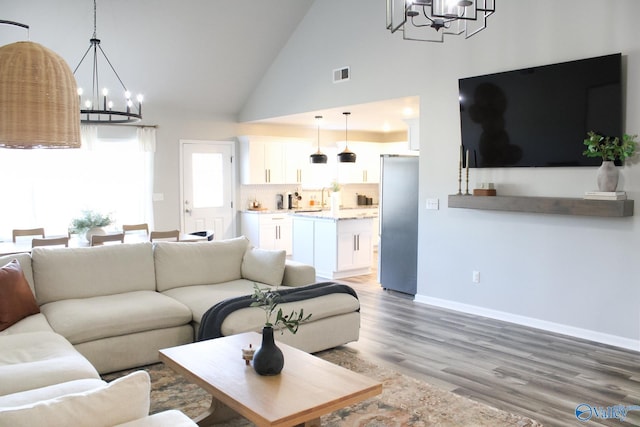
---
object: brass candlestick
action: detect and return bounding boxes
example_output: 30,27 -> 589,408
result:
465,166 -> 470,195
464,149 -> 470,195
457,160 -> 462,195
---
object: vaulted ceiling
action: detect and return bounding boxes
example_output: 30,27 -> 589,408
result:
1,0 -> 417,132
0,0 -> 315,114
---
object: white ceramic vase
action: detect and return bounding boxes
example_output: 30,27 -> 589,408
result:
331,192 -> 341,216
596,161 -> 619,192
84,227 -> 106,243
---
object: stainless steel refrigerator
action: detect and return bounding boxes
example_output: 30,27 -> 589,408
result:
379,155 -> 419,296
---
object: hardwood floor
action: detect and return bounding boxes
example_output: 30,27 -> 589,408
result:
334,257 -> 640,426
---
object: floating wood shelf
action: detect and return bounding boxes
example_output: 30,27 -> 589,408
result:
448,195 -> 634,217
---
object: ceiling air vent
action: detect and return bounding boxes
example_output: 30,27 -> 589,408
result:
333,66 -> 350,83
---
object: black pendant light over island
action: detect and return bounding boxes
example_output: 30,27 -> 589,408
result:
309,115 -> 328,164
338,112 -> 356,163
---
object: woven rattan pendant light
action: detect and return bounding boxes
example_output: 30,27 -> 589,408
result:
0,39 -> 81,149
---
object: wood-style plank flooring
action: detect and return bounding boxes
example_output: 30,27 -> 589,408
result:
334,255 -> 640,426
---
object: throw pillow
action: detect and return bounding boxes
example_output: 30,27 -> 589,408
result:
0,259 -> 40,332
0,371 -> 151,427
242,246 -> 286,286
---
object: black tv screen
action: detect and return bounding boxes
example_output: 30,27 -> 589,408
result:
459,53 -> 622,168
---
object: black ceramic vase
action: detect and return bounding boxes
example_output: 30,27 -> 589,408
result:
253,326 -> 284,376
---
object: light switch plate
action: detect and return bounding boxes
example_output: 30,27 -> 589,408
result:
426,198 -> 439,210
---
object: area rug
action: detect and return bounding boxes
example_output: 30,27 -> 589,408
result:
104,347 -> 542,426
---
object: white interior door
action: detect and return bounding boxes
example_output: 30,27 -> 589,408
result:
180,141 -> 235,240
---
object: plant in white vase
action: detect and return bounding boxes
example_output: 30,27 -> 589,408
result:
69,210 -> 113,242
583,131 -> 637,192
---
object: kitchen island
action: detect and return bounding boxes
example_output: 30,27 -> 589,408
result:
290,209 -> 377,279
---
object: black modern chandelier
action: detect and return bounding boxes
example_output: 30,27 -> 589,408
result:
73,0 -> 143,124
387,0 -> 495,43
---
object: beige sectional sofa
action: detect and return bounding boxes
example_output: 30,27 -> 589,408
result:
0,236 -> 361,426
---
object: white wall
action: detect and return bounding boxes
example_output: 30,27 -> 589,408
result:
143,107 -> 239,230
240,0 -> 640,349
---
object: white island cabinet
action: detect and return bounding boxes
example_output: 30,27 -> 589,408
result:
241,212 -> 293,255
291,213 -> 373,279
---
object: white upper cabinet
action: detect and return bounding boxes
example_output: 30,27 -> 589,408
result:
239,136 -> 311,185
404,118 -> 420,151
336,141 -> 410,184
240,136 -> 412,186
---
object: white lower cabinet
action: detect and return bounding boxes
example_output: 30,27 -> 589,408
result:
337,220 -> 372,271
292,216 -> 372,279
241,213 -> 292,255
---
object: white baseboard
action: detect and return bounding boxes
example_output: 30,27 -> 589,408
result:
414,294 -> 640,352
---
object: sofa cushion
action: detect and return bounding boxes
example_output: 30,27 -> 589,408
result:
0,378 -> 106,408
0,259 -> 40,331
40,291 -> 192,345
154,237 -> 250,292
32,242 -> 156,305
116,410 -> 198,427
0,253 -> 34,294
242,247 -> 286,286
0,371 -> 150,427
162,279 -> 260,323
0,331 -> 100,396
221,292 -> 361,336
0,313 -> 53,336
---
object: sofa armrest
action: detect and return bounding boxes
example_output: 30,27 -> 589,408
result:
281,260 -> 316,287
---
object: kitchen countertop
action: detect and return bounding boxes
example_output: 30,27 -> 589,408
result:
289,209 -> 378,221
243,207 -> 378,220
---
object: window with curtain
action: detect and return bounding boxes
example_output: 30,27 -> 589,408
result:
0,127 -> 155,241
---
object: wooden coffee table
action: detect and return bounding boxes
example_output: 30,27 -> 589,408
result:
159,332 -> 382,427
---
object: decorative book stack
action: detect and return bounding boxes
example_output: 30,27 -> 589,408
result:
583,191 -> 627,200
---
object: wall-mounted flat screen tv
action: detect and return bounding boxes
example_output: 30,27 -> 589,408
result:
458,53 -> 622,168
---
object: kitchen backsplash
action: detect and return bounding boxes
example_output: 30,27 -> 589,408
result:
241,183 -> 379,211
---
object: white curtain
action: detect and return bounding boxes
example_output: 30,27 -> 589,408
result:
137,127 -> 156,231
80,125 -> 98,150
0,126 -> 156,241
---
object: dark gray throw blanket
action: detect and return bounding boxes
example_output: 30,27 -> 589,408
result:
197,282 -> 359,341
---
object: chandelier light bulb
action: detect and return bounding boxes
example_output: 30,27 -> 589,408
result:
136,94 -> 143,103
124,91 -> 131,100
102,88 -> 108,96
77,88 -> 83,96
108,101 -> 114,109
84,99 -> 92,108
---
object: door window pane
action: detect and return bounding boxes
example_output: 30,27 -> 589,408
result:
192,153 -> 223,208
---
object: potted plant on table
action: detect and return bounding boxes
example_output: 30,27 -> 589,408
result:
69,210 -> 113,243
250,283 -> 311,375
583,131 -> 637,192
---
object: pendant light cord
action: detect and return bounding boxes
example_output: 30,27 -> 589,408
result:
344,112 -> 350,149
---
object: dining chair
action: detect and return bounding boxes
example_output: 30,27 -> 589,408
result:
149,230 -> 180,242
91,233 -> 125,246
122,223 -> 149,236
12,228 -> 45,243
32,236 -> 69,248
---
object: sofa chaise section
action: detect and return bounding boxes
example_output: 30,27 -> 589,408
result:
154,237 -> 361,353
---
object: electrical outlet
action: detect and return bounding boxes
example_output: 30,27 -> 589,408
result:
472,271 -> 480,283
